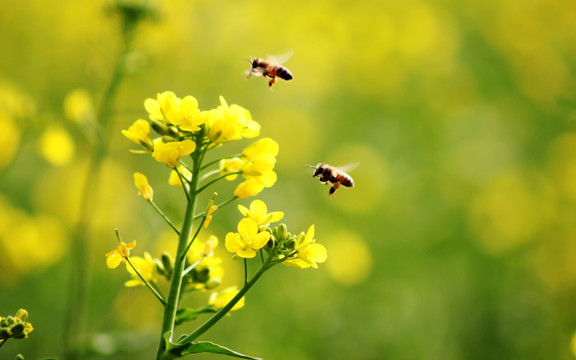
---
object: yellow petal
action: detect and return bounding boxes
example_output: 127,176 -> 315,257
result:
106,252 -> 123,269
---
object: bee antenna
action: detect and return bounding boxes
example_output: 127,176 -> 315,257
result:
242,57 -> 252,63
306,165 -> 316,168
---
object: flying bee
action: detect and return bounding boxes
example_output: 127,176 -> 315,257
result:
245,51 -> 293,90
307,163 -> 357,197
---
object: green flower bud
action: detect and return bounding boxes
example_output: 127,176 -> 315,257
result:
276,223 -> 288,241
15,354 -> 25,360
161,252 -> 173,275
10,322 -> 25,339
15,309 -> 28,322
151,120 -> 168,135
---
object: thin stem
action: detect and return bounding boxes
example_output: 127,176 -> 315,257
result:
182,256 -> 205,277
0,338 -> 7,348
199,168 -> 222,182
149,200 -> 180,236
200,154 -> 242,170
193,196 -> 237,220
125,257 -> 167,306
175,166 -> 190,201
181,193 -> 218,262
181,250 -> 276,344
197,171 -> 243,193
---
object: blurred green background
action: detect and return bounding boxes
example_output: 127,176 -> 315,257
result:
2,0 -> 576,359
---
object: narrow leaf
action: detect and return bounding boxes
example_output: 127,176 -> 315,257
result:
178,340 -> 261,359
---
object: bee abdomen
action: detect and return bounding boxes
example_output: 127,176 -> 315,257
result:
276,66 -> 293,81
340,176 -> 354,188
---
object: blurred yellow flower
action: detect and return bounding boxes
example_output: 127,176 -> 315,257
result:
122,119 -> 153,150
106,240 -> 137,269
283,225 -> 327,269
125,252 -> 157,287
168,165 -> 192,187
134,172 -> 153,200
185,235 -> 223,290
238,199 -> 283,226
209,286 -> 245,311
63,88 -> 95,125
242,137 -> 279,159
152,139 -> 196,167
39,125 -> 75,166
325,231 -> 372,285
225,218 -> 270,258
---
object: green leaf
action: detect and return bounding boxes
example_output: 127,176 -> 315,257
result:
178,341 -> 262,359
175,307 -> 217,326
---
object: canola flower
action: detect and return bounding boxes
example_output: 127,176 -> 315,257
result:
115,92 -> 326,360
0,309 -> 34,343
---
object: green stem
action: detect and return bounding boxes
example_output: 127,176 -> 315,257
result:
200,154 -> 242,170
156,149 -> 207,359
197,171 -> 243,193
126,257 -> 167,306
181,193 -> 218,262
63,27 -> 133,357
180,251 -> 275,344
193,196 -> 237,221
149,200 -> 180,235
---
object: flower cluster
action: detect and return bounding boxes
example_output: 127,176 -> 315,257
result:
0,309 -> 34,341
220,138 -> 279,198
225,200 -> 327,269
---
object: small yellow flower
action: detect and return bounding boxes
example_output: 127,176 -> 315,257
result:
219,157 -> 244,180
242,137 -> 279,159
234,179 -> 265,199
225,218 -> 270,258
168,165 -> 192,188
209,286 -> 245,311
106,240 -> 137,269
125,252 -> 157,287
134,172 -> 153,200
63,89 -> 95,125
152,139 -> 196,167
122,119 -> 153,149
145,92 -> 205,132
238,199 -> 283,226
206,96 -> 260,143
204,205 -> 218,228
283,225 -> 327,269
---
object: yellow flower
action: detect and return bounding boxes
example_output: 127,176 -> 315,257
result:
168,165 -> 192,188
39,125 -> 75,166
242,137 -> 279,159
134,172 -> 153,200
152,139 -> 196,167
283,225 -> 327,269
106,240 -> 136,269
206,96 -> 260,143
219,157 -> 244,181
144,91 -> 205,132
63,89 -> 95,125
209,286 -> 245,311
125,252 -> 157,287
240,137 -> 278,188
184,235 -> 223,290
122,119 -> 153,150
238,199 -> 283,226
234,179 -> 265,199
225,218 -> 270,258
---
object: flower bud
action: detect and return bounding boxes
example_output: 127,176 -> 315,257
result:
15,309 -> 28,322
161,252 -> 173,275
166,126 -> 180,139
10,322 -> 26,338
276,223 -> 288,241
205,278 -> 222,290
151,120 -> 168,135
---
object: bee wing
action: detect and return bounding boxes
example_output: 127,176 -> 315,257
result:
335,162 -> 359,173
265,50 -> 293,65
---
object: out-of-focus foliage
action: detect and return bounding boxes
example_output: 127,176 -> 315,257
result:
2,0 -> 576,359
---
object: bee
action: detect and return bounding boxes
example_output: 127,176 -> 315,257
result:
245,51 -> 293,90
307,163 -> 356,197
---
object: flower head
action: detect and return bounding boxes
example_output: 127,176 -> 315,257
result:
283,225 -> 327,269
225,218 -> 270,258
206,96 -> 260,144
125,252 -> 157,287
134,172 -> 153,200
152,139 -> 196,167
238,199 -> 283,227
122,119 -> 153,150
106,240 -> 136,269
145,91 -> 205,132
209,286 -> 245,311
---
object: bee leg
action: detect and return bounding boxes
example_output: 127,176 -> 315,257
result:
329,182 -> 341,197
268,76 -> 277,90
